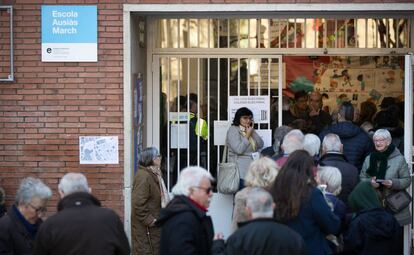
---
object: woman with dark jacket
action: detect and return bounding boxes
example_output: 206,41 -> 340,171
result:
343,181 -> 400,255
0,177 -> 52,255
226,107 -> 264,188
271,150 -> 340,255
131,147 -> 170,255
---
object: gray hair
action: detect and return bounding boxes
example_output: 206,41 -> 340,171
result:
139,147 -> 159,167
303,134 -> 321,157
172,166 -> 214,196
322,133 -> 342,153
317,166 -> 342,195
281,129 -> 304,154
246,187 -> 274,218
58,173 -> 89,195
273,126 -> 292,152
245,157 -> 279,188
15,177 -> 52,205
373,129 -> 392,143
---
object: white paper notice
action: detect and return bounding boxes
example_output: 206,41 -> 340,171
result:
171,123 -> 188,149
79,136 -> 119,164
213,121 -> 231,146
228,96 -> 270,124
255,129 -> 272,149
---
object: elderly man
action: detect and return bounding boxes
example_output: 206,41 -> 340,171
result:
276,129 -> 304,167
319,133 -> 359,207
34,173 -> 130,255
320,102 -> 374,170
308,91 -> 332,134
212,188 -> 306,255
0,177 -> 52,254
157,166 -> 215,255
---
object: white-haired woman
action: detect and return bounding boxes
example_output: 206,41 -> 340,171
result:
132,147 -> 170,255
232,157 -> 279,231
360,129 -> 411,226
0,177 -> 52,254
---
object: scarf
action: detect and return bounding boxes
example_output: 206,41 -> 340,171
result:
13,205 -> 39,238
239,126 -> 256,151
148,166 -> 170,208
366,143 -> 395,180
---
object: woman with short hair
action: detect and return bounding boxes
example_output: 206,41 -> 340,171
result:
226,107 -> 264,189
231,157 -> 279,230
0,177 -> 52,254
132,147 -> 170,255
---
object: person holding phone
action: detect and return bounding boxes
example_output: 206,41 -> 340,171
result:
359,129 -> 411,253
226,107 -> 264,189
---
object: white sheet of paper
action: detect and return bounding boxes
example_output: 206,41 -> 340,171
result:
228,96 -> 270,124
255,129 -> 272,149
170,123 -> 188,149
79,136 -> 119,164
213,121 -> 231,146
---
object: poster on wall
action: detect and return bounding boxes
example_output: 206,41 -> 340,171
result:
79,136 -> 119,164
41,5 -> 97,62
228,96 -> 270,123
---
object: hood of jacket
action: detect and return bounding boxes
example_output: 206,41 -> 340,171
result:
156,195 -> 205,226
326,122 -> 363,139
357,208 -> 398,239
57,192 -> 101,211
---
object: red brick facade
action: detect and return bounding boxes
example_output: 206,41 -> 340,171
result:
0,0 -> 411,218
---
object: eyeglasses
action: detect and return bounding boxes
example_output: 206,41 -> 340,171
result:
193,186 -> 212,194
373,138 -> 387,144
28,203 -> 47,214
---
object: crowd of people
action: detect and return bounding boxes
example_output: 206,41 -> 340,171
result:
0,92 -> 410,255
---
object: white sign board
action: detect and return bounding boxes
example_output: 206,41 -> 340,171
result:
171,123 -> 188,149
79,136 -> 119,164
228,96 -> 270,124
213,121 -> 231,146
255,129 -> 272,149
41,6 -> 97,62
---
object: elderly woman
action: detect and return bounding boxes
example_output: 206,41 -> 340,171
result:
132,147 -> 170,255
360,129 -> 411,227
0,177 -> 52,254
226,107 -> 264,189
232,157 -> 279,231
303,133 -> 321,164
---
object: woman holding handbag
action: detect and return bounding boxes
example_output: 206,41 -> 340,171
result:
226,107 -> 264,189
132,147 -> 170,255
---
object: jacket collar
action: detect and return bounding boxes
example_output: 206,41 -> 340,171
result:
57,192 -> 101,211
238,218 -> 277,228
320,152 -> 348,162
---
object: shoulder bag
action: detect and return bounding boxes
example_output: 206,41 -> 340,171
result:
217,145 -> 240,194
385,189 -> 412,213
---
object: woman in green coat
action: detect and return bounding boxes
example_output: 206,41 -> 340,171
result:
132,147 -> 170,255
360,129 -> 411,226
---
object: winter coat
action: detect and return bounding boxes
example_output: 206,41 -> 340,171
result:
343,208 -> 400,255
284,188 -> 341,255
33,192 -> 130,255
360,148 -> 411,226
309,109 -> 332,135
319,153 -> 359,208
131,166 -> 163,255
157,195 -> 214,255
226,126 -> 264,179
0,205 -> 42,255
212,218 -> 307,255
320,122 -> 374,171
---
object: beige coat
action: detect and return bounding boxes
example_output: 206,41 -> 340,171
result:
131,166 -> 162,255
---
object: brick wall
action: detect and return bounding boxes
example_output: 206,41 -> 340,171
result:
0,0 -> 410,218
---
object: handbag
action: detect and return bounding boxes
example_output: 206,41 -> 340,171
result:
217,145 -> 240,194
385,190 -> 412,213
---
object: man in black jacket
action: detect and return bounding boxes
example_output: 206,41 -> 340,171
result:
212,188 -> 307,255
34,173 -> 130,255
157,166 -> 215,255
319,133 -> 359,208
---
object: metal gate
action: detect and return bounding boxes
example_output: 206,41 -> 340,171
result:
151,55 -> 283,190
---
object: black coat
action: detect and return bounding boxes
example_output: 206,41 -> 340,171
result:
343,208 -> 400,255
319,153 -> 359,208
33,192 -> 130,255
157,195 -> 214,255
0,205 -> 42,255
320,122 -> 374,171
212,218 -> 307,255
